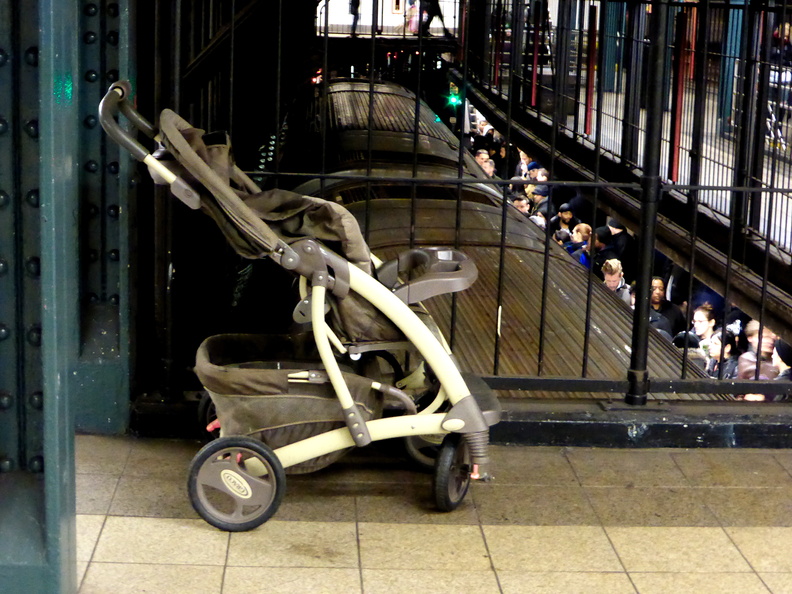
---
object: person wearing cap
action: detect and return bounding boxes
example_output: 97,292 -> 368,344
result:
548,203 -> 580,236
528,184 -> 552,217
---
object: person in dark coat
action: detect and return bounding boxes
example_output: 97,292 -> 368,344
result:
548,203 -> 580,237
706,329 -> 741,379
650,276 -> 686,336
420,0 -> 452,37
529,184 -> 552,217
350,0 -> 360,37
774,339 -> 792,379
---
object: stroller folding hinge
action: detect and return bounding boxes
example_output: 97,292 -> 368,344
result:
441,395 -> 490,434
270,241 -> 300,270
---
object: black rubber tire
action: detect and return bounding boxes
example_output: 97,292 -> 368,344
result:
188,436 -> 286,531
432,433 -> 471,512
197,391 -> 220,439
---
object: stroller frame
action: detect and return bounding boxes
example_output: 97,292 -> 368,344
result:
99,81 -> 500,531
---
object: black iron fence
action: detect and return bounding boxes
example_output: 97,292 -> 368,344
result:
132,0 -> 792,405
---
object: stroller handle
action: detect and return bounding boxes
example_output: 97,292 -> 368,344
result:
98,81 -> 158,162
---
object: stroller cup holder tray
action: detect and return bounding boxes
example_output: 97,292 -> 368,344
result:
377,247 -> 478,304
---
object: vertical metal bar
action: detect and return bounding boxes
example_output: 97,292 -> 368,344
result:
748,12 -> 772,231
492,0 -> 521,374
580,0 -> 608,379
531,1 -> 540,106
573,0 -> 586,133
410,9 -> 426,250
585,5 -> 597,135
319,0 -> 330,199
537,0 -> 573,374
731,0 -> 759,253
365,0 -> 379,246
668,9 -> 687,182
626,0 -> 671,405
450,0 -> 475,351
620,1 -> 645,164
273,0 -> 282,187
39,0 -> 79,590
688,0 -> 709,198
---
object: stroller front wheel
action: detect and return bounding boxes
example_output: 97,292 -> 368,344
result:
188,436 -> 286,531
432,433 -> 471,512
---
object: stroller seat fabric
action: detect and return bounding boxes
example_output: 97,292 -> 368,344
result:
196,333 -> 383,474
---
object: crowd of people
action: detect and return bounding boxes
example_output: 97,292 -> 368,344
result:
467,120 -> 792,401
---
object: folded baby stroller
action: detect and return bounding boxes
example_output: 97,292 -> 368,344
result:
99,81 -> 500,532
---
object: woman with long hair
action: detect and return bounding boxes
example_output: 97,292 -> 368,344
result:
706,329 -> 741,380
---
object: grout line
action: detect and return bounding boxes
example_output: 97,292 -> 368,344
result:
220,531 -> 232,594
354,496 -> 364,594
471,492 -> 505,594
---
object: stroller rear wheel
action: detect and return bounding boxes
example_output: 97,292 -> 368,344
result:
432,433 -> 471,511
197,391 -> 220,439
188,436 -> 286,531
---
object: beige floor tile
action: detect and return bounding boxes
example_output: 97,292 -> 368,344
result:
704,488 -> 792,527
772,453 -> 792,477
629,572 -> 770,594
76,474 -> 119,515
758,572 -> 792,593
473,485 -> 599,525
672,451 -> 792,487
484,525 -> 623,572
362,569 -> 500,594
108,475 -> 198,519
224,567 -> 361,594
727,528 -> 792,572
289,444 -> 428,485
227,520 -> 358,567
484,446 -> 579,486
123,438 -> 202,478
76,561 -> 89,590
607,527 -> 752,572
586,487 -> 719,527
497,571 -> 636,594
79,562 -> 223,594
356,484 -> 479,525
92,516 -> 228,565
76,514 -> 105,562
275,484 -> 357,522
565,449 -> 688,487
75,435 -> 134,475
358,522 -> 491,570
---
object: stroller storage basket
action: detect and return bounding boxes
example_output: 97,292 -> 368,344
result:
196,333 -> 382,473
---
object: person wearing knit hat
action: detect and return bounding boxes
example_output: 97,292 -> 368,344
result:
774,339 -> 792,381
607,216 -> 629,259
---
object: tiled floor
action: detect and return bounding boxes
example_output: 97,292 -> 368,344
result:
76,435 -> 792,593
